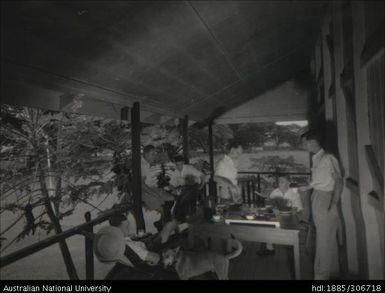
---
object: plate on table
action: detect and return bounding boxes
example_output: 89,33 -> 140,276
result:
278,210 -> 293,215
245,214 -> 255,220
212,214 -> 223,223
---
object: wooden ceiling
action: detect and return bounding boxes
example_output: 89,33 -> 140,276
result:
1,1 -> 325,122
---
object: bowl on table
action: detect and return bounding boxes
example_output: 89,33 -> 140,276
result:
245,214 -> 256,220
212,214 -> 222,222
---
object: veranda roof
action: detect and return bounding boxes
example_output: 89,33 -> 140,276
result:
1,1 -> 325,123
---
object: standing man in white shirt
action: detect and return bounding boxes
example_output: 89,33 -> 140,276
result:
299,131 -> 343,280
214,142 -> 244,204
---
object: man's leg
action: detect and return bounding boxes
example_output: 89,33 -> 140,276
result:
163,200 -> 175,222
312,193 -> 321,279
312,190 -> 339,280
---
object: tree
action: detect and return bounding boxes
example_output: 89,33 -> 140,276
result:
230,123 -> 266,150
188,124 -> 233,152
0,105 -> 129,279
228,122 -> 305,150
249,155 -> 308,174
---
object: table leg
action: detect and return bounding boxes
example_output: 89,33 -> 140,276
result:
293,240 -> 301,280
188,229 -> 195,250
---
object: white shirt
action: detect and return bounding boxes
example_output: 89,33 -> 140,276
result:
141,157 -> 162,187
269,188 -> 303,211
169,164 -> 203,187
215,155 -> 238,186
310,149 -> 341,192
125,237 -> 149,261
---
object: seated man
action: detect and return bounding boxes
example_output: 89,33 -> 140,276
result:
169,155 -> 205,191
94,212 -> 179,280
141,145 -> 175,213
258,175 -> 303,255
172,174 -> 201,222
141,145 -> 176,231
168,155 -> 206,221
269,175 -> 303,216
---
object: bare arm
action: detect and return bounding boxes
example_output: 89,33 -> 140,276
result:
144,251 -> 161,266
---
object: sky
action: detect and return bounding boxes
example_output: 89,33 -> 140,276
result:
275,120 -> 308,127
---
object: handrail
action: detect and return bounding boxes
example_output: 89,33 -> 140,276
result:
238,171 -> 311,176
0,203 -> 131,268
202,171 -> 311,205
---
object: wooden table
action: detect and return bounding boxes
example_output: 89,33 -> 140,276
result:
188,214 -> 301,280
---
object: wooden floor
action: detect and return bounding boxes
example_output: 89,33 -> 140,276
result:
191,226 -> 316,280
230,227 -> 316,280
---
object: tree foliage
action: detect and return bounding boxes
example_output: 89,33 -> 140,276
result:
229,122 -> 305,150
0,105 -> 128,248
249,155 -> 308,173
188,124 -> 234,152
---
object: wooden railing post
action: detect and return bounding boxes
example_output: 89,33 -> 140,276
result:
0,204 -> 131,269
84,211 -> 94,280
131,102 -> 146,232
251,179 -> 256,205
257,173 -> 261,193
247,180 -> 251,206
181,115 -> 189,164
208,121 -> 217,201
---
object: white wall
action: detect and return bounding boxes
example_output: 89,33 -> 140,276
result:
331,4 -> 360,274
352,1 -> 384,279
215,79 -> 308,124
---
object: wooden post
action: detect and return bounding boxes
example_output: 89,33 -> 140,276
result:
181,115 -> 189,164
84,212 -> 94,280
208,121 -> 217,200
130,102 -> 146,232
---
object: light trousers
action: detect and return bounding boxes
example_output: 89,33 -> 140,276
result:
311,189 -> 340,280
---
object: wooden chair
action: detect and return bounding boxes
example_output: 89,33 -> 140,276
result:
238,178 -> 266,206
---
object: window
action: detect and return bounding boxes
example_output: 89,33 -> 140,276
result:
366,54 -> 385,175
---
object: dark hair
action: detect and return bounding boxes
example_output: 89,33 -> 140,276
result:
278,174 -> 291,182
301,130 -> 323,146
225,141 -> 242,153
173,154 -> 184,163
143,145 -> 155,155
109,213 -> 127,227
